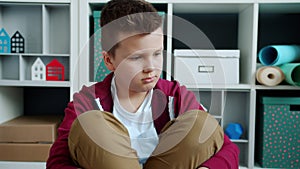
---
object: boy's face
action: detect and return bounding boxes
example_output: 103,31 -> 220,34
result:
105,28 -> 163,93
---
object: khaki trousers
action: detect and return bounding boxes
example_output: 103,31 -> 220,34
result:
68,110 -> 224,169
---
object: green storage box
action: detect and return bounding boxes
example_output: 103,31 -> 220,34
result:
256,97 -> 300,168
93,11 -> 111,82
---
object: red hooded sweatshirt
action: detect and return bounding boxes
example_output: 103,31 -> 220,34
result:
46,73 -> 239,169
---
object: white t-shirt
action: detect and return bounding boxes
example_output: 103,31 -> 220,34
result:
111,77 -> 159,164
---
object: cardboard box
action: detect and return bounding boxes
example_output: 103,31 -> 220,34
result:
174,49 -> 240,86
0,143 -> 52,162
0,115 -> 62,143
256,97 -> 300,168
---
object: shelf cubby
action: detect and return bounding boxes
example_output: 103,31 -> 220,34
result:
236,143 -> 249,168
258,3 -> 300,52
0,54 -> 19,80
223,91 -> 250,141
0,3 -> 43,53
172,3 -> 257,85
43,4 -> 70,54
20,54 -> 70,81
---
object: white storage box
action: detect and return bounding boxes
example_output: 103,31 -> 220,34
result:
174,49 -> 240,86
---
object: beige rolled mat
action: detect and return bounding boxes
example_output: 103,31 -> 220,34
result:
256,66 -> 285,86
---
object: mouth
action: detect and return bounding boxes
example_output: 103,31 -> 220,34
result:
142,76 -> 156,83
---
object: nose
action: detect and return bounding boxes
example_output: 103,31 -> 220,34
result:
143,58 -> 155,73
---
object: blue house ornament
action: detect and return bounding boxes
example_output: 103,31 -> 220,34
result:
0,28 -> 11,53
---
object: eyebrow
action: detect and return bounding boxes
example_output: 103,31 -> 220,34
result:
129,47 -> 163,56
155,47 -> 163,52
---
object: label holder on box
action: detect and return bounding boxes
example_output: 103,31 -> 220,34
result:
198,65 -> 214,73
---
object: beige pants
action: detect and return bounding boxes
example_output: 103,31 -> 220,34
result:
68,110 -> 224,169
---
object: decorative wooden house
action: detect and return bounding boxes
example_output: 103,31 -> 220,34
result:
46,59 -> 64,81
11,31 -> 25,53
31,57 -> 46,81
0,28 -> 11,53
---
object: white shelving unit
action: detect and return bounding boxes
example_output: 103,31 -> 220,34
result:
78,1 -> 300,169
0,3 -> 71,83
0,0 -> 78,168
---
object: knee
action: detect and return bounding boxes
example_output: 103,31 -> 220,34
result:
194,110 -> 224,153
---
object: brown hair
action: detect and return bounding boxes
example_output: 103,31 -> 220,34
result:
100,0 -> 163,56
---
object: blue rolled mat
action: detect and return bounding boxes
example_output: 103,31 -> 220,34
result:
279,63 -> 300,86
258,45 -> 300,66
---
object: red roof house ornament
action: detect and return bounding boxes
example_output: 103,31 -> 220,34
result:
46,59 -> 64,81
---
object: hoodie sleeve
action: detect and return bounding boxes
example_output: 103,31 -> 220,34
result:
46,102 -> 81,169
46,86 -> 98,169
199,134 -> 240,169
176,85 -> 206,114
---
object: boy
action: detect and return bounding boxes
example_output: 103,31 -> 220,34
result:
46,0 -> 239,168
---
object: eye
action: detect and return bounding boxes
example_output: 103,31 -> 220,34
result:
129,55 -> 141,60
154,51 -> 162,57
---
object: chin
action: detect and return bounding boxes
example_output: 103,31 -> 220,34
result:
136,83 -> 157,93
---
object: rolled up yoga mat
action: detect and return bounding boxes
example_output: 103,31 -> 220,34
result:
279,63 -> 300,86
258,45 -> 300,66
256,66 -> 285,86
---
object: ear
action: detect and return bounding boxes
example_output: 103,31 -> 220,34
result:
102,51 -> 115,71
